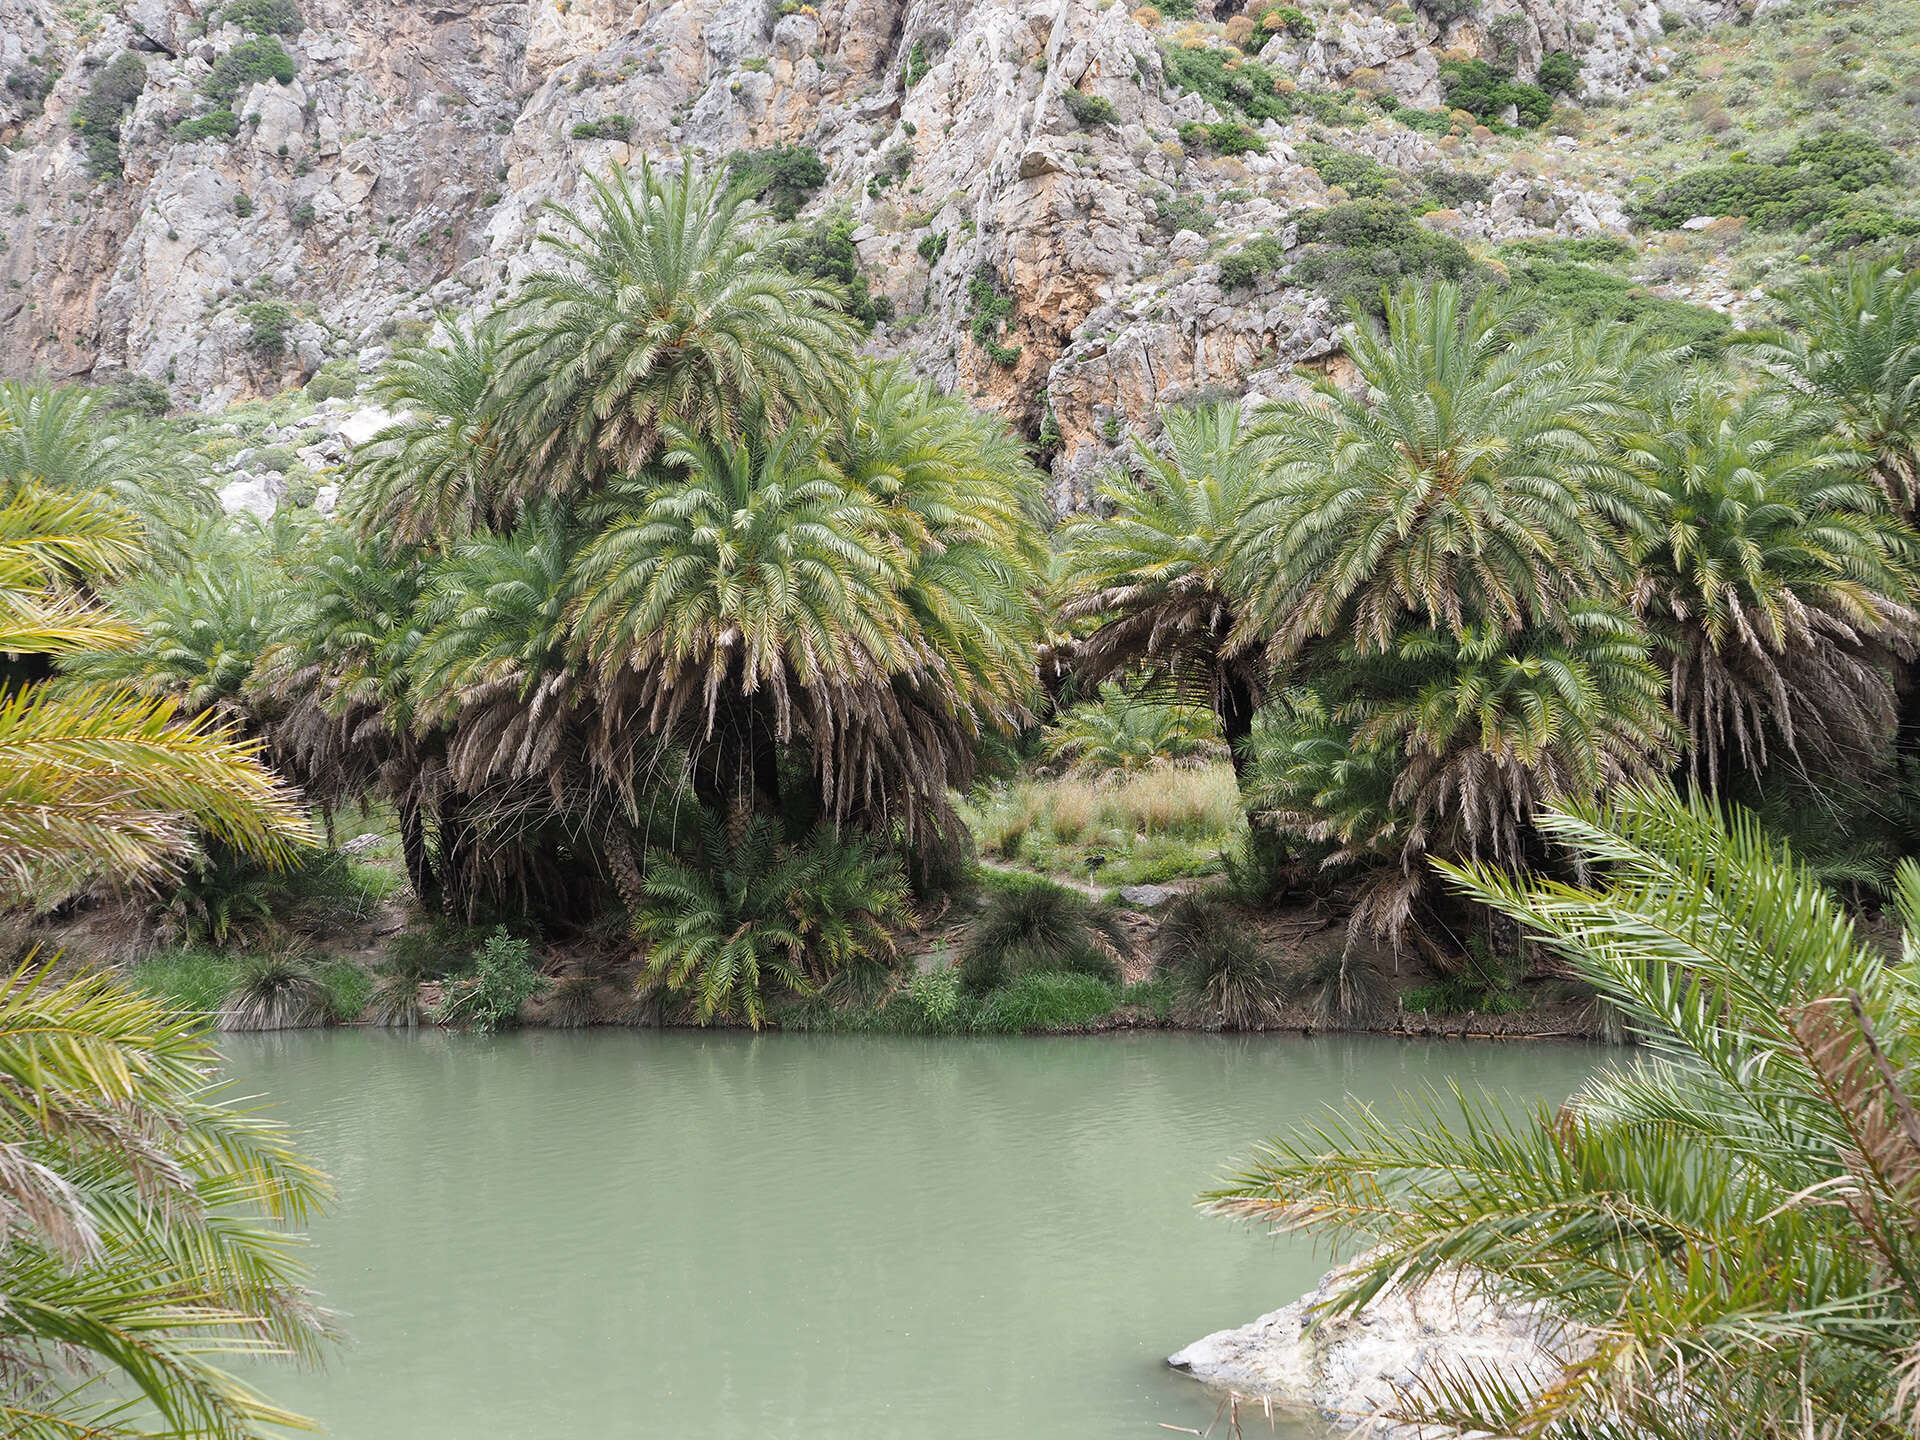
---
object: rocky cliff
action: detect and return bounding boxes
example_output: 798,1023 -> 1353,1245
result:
2,0 -> 1714,499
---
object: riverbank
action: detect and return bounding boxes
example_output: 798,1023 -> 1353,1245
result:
90,877 -> 1615,1039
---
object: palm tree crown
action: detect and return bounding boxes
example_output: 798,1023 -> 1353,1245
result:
492,160 -> 860,501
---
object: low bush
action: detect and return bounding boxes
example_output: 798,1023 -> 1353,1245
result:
1284,947 -> 1390,1027
221,952 -> 334,1031
1218,235 -> 1289,290
434,927 -> 544,1032
74,53 -> 147,178
1291,200 -> 1479,315
1153,893 -> 1281,1028
771,214 -> 891,329
726,143 -> 826,220
1178,120 -> 1265,155
1536,50 -> 1581,95
1402,940 -> 1524,1016
305,360 -> 359,400
960,875 -> 1130,992
173,108 -> 239,142
216,0 -> 302,33
1438,58 -> 1551,126
1160,45 -> 1359,128
571,114 -> 632,142
545,971 -> 602,1028
202,36 -> 295,107
1153,193 -> 1214,234
1505,259 -> 1730,353
1633,132 -> 1899,233
1297,141 -> 1399,199
1064,90 -> 1118,128
241,300 -> 297,365
966,263 -> 1021,366
1418,164 -> 1489,207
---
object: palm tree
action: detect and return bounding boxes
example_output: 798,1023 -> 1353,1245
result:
0,381 -> 214,565
59,533 -> 280,723
1250,603 -> 1673,944
836,362 -> 1049,749
492,160 -> 860,500
1053,400 -> 1269,770
1623,373 -> 1920,782
345,316 -> 508,544
572,418 -> 912,823
0,963 -> 334,1440
1041,681 -> 1225,775
1740,254 -> 1920,507
1236,282 -> 1632,659
1206,782 -> 1920,1440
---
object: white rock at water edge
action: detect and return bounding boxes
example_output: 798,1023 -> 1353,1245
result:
1167,1259 -> 1583,1439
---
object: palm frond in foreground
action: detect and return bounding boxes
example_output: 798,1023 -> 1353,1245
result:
1205,781 -> 1920,1439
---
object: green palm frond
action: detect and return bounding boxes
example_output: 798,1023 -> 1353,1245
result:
0,684 -> 313,901
493,159 -> 860,498
1206,782 -> 1920,1439
1238,281 -> 1633,657
0,962 -> 333,1439
1054,399 -> 1268,760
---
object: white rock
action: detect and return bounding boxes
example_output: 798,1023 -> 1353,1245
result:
336,405 -> 397,447
1169,1258 -> 1584,1439
218,475 -> 278,519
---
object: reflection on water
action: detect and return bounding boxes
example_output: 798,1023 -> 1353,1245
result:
221,1029 -> 1598,1440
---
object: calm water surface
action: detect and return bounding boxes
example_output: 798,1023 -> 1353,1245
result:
219,1030 -> 1598,1440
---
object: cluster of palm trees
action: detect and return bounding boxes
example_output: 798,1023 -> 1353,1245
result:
73,164 -> 1050,1008
60,155 -> 1920,994
1056,264 -> 1920,955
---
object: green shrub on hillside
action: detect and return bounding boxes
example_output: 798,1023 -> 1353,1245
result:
1536,49 -> 1581,95
202,37 -> 294,106
1178,120 -> 1265,155
1291,200 -> 1479,315
1218,235 -> 1289,289
571,114 -> 632,142
1160,44 -> 1359,127
1154,193 -> 1215,234
172,108 -> 239,142
771,215 -> 891,328
241,299 -> 294,361
1438,58 -> 1552,126
1297,141 -> 1399,198
216,0 -> 303,33
74,53 -> 146,178
725,143 -> 826,220
1505,259 -> 1731,353
1064,90 -> 1118,127
1634,132 -> 1899,232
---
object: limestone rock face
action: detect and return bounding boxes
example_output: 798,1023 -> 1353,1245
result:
1168,1259 -> 1583,1438
0,0 -> 1690,501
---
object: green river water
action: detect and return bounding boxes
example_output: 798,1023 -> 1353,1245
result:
219,1030 -> 1598,1440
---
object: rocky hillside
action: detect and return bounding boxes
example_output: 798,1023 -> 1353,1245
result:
2,0 -> 1912,504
